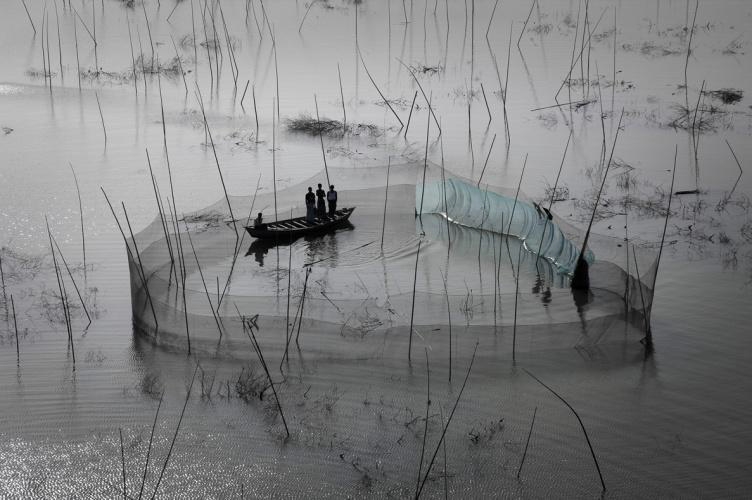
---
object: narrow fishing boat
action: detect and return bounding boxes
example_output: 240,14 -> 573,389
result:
245,207 -> 356,240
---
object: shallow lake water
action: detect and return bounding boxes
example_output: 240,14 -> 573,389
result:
1,0 -> 752,497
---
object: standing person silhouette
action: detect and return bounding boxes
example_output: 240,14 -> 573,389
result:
305,187 -> 316,223
316,183 -> 326,219
327,185 -> 337,216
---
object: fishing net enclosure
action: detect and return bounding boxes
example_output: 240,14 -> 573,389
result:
126,163 -> 660,359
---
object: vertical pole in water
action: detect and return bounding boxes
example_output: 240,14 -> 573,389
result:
272,98 -> 278,222
338,63 -> 347,131
381,157 -> 391,248
11,295 -> 19,365
314,94 -> 331,187
513,244 -> 522,362
408,240 -> 422,363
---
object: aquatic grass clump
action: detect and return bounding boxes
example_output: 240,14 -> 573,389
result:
665,102 -> 732,132
703,88 -> 743,105
286,114 -> 382,137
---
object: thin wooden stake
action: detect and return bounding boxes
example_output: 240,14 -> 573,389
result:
416,343 -> 479,498
150,365 -> 198,499
12,295 -> 19,364
314,94 -> 331,187
408,240 -> 422,362
404,90 -> 419,138
381,157 -> 391,248
138,392 -> 164,500
95,92 -> 107,147
20,0 -> 36,34
337,63 -> 347,130
476,133 -> 497,186
524,369 -> 606,492
517,407 -> 538,479
359,49 -> 404,128
119,428 -> 127,499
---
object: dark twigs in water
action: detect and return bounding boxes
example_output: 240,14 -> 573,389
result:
517,406 -> 537,479
416,342 -> 479,498
150,365 -> 198,499
524,369 -> 606,492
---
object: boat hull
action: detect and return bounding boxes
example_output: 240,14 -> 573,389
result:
245,207 -> 355,240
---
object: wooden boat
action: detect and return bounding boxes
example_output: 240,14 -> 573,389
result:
245,207 -> 355,240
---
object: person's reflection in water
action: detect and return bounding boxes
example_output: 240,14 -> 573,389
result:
253,245 -> 269,266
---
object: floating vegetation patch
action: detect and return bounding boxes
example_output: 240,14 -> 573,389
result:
703,88 -> 743,105
408,63 -> 443,76
621,41 -> 684,57
25,68 -> 56,79
530,23 -> 553,35
286,114 -> 382,137
665,103 -> 733,132
722,36 -> 745,55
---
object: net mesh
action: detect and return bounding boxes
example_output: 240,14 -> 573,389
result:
125,163 -> 659,354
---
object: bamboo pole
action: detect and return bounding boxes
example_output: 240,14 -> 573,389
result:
516,407 -> 538,479
408,239 -> 422,362
524,369 -> 606,492
150,365 -> 198,499
416,342 -> 479,498
314,94 -> 331,187
381,157 -> 391,248
138,391 -> 164,500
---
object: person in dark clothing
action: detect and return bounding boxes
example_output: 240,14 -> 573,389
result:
253,212 -> 264,228
305,187 -> 316,222
316,183 -> 326,218
327,185 -> 337,216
